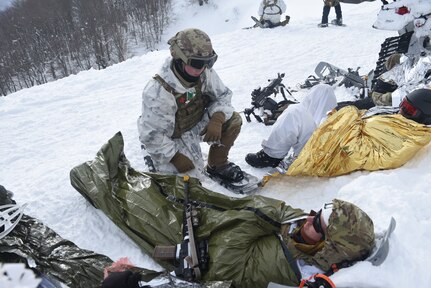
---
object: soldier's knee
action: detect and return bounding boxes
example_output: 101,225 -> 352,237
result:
221,112 -> 242,139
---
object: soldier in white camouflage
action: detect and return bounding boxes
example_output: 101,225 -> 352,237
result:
137,28 -> 244,182
257,0 -> 288,28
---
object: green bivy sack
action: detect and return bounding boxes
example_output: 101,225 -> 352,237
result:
70,132 -> 306,288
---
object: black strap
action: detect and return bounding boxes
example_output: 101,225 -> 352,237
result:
277,233 -> 302,282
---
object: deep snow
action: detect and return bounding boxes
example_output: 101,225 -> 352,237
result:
1,0 -> 430,287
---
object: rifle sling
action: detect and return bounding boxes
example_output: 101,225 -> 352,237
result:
277,233 -> 302,282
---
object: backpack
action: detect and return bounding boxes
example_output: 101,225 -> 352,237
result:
263,0 -> 282,15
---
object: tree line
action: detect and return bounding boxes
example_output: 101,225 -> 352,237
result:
0,0 -> 172,96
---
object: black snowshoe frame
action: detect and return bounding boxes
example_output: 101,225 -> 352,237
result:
371,31 -> 413,89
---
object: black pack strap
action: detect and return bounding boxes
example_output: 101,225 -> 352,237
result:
276,233 -> 302,282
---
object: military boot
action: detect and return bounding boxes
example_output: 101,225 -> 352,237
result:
207,112 -> 244,182
245,150 -> 282,168
280,15 -> 290,26
207,112 -> 242,167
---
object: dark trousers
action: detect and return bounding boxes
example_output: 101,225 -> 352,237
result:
321,4 -> 342,24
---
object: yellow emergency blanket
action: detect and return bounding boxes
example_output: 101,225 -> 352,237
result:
262,106 -> 431,184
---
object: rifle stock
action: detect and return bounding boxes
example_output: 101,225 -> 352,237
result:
153,176 -> 209,281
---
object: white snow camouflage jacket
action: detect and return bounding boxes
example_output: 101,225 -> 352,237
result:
137,58 -> 234,173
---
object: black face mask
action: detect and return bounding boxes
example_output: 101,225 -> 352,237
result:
173,59 -> 200,84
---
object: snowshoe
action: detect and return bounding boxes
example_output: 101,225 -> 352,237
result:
251,16 -> 264,28
330,18 -> 346,27
314,61 -> 348,79
318,23 -> 328,28
260,154 -> 297,187
367,217 -> 396,266
204,163 -> 260,194
299,75 -> 322,89
206,162 -> 244,182
0,203 -> 27,239
243,16 -> 264,29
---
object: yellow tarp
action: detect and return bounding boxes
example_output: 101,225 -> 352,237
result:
263,106 -> 431,184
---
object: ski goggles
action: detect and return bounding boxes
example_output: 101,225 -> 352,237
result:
172,42 -> 218,69
310,209 -> 325,239
399,97 -> 422,122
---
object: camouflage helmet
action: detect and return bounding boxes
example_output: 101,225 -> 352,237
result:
310,199 -> 375,271
168,28 -> 217,69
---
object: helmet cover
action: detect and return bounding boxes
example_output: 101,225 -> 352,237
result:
168,28 -> 214,60
324,199 -> 375,263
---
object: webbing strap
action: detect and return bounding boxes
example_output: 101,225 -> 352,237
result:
263,0 -> 282,15
277,233 -> 302,282
153,74 -> 203,101
153,74 -> 176,95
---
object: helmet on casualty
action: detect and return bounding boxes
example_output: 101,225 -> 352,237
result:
168,28 -> 218,69
310,199 -> 375,271
399,88 -> 431,125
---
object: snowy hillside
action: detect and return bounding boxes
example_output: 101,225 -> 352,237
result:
1,0 -> 430,286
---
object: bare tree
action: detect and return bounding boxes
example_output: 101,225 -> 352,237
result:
0,0 -> 172,96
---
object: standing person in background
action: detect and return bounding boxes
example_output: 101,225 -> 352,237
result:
318,0 -> 343,27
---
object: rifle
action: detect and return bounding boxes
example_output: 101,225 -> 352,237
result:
153,175 -> 208,282
243,73 -> 298,125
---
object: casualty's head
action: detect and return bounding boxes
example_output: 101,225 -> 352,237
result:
305,199 -> 375,271
399,88 -> 431,125
168,28 -> 218,79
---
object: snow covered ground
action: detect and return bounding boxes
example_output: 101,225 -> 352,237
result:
1,0 -> 430,286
